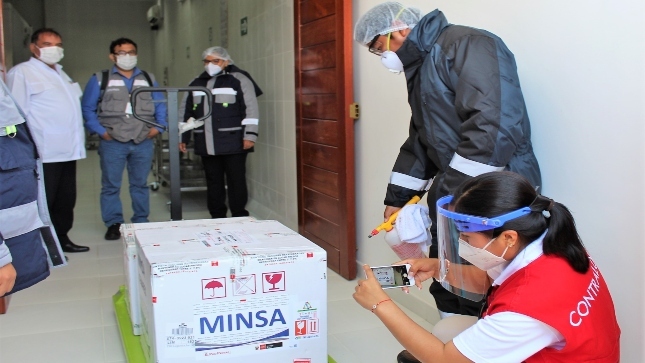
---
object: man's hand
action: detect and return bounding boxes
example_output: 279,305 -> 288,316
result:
243,140 -> 255,150
147,128 -> 160,139
384,206 -> 402,221
102,132 -> 112,140
0,263 -> 17,297
179,143 -> 187,153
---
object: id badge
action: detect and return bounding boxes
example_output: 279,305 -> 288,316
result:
125,102 -> 133,115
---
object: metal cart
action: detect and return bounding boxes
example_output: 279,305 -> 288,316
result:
131,86 -> 212,220
150,135 -> 207,192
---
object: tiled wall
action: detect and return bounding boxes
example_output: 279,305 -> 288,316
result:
152,0 -> 298,231
226,0 -> 297,230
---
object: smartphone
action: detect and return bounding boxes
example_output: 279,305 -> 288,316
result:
370,264 -> 415,289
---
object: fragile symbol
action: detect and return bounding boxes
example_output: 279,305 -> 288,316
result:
262,271 -> 286,292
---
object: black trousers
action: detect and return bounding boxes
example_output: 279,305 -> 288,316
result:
42,160 -> 77,243
201,153 -> 249,218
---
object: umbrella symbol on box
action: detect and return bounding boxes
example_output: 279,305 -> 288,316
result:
205,280 -> 223,296
201,277 -> 226,299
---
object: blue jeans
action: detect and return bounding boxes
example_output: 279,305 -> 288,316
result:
98,138 -> 153,226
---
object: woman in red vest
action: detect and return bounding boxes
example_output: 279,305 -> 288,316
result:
354,171 -> 620,363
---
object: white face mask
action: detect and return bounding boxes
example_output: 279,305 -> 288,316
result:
116,55 -> 138,71
458,237 -> 509,271
205,63 -> 222,76
381,50 -> 404,74
37,46 -> 64,65
379,32 -> 404,74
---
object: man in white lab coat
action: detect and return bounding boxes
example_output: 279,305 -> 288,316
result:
7,28 -> 89,253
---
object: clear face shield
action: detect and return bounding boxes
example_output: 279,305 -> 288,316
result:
436,196 -> 531,301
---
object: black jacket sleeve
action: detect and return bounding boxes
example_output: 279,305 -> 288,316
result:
441,34 -> 526,195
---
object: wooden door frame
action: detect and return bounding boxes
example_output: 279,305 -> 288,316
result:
294,0 -> 356,280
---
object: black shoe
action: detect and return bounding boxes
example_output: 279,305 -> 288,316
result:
105,223 -> 122,240
397,350 -> 421,363
60,240 -> 90,253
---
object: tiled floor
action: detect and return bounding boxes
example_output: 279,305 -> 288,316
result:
0,150 -> 434,363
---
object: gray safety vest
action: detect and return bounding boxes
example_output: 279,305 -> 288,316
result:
96,71 -> 157,144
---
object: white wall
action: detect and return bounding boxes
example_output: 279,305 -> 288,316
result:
44,0 -> 155,87
353,0 -> 645,360
226,0 -> 298,231
5,0 -> 44,30
151,0 -> 222,88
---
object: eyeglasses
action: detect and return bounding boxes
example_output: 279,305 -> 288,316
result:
203,58 -> 225,65
113,51 -> 137,56
367,34 -> 384,56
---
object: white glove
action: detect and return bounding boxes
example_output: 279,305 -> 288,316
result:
178,117 -> 205,134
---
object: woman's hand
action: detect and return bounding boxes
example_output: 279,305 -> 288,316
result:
395,258 -> 439,290
353,265 -> 391,311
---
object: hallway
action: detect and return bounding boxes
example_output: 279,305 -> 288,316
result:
0,149 -> 434,363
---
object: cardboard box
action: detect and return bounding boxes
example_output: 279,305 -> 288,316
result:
121,223 -> 140,335
121,218 -> 254,336
135,219 -> 327,363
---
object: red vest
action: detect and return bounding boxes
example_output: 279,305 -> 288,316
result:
483,255 -> 620,362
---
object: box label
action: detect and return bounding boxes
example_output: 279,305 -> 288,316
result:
193,294 -> 292,359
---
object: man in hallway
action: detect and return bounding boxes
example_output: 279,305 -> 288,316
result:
353,4 -> 541,361
82,37 -> 167,240
7,28 -> 89,253
179,46 -> 262,219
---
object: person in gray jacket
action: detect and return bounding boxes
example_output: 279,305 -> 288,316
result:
179,47 -> 262,218
82,37 -> 167,240
354,4 -> 541,359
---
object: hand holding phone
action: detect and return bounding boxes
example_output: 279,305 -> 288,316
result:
370,264 -> 415,289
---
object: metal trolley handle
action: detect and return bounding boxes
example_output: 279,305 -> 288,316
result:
130,86 -> 213,221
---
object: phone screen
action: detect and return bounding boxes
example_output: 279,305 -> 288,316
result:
371,265 -> 411,288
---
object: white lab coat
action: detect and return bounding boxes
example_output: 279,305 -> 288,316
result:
7,57 -> 86,163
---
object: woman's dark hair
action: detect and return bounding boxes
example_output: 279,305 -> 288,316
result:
452,171 -> 589,273
110,37 -> 138,54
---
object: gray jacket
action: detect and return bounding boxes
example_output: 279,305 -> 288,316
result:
385,10 -> 541,212
98,71 -> 156,144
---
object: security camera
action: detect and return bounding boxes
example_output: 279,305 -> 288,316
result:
146,4 -> 162,30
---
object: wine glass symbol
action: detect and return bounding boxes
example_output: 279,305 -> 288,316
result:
265,273 -> 283,290
296,320 -> 306,335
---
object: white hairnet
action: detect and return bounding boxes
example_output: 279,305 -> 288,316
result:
202,46 -> 234,64
353,2 -> 422,45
